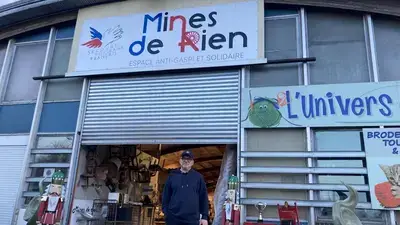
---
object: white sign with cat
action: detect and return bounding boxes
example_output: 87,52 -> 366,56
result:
363,128 -> 400,210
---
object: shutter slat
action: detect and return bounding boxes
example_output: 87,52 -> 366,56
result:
0,146 -> 26,225
82,71 -> 239,144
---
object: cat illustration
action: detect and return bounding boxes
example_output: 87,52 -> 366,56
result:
379,164 -> 400,198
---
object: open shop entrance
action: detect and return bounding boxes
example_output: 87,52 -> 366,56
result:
68,144 -> 237,225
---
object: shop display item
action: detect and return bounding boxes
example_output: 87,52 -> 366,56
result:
24,177 -> 47,225
37,170 -> 66,225
277,202 -> 299,225
222,174 -> 241,225
332,183 -> 362,225
214,145 -> 236,225
255,202 -> 267,223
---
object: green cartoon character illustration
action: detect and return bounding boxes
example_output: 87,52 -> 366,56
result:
249,97 -> 281,128
243,91 -> 300,128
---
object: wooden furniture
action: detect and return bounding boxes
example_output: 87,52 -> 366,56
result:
277,202 -> 300,225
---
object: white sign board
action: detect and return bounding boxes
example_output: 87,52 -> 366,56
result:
69,199 -> 94,225
363,128 -> 400,210
70,1 -> 259,76
242,81 -> 400,128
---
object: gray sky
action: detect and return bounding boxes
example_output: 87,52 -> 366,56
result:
0,0 -> 18,7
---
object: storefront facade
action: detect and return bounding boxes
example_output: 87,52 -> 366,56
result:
1,0 -> 400,224
64,1 -> 261,224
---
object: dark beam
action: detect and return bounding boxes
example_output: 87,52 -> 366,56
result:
207,183 -> 217,189
204,174 -> 220,180
160,144 -> 219,156
207,179 -> 218,185
195,155 -> 223,163
267,57 -> 315,65
166,166 -> 221,174
32,57 -> 316,81
198,167 -> 221,174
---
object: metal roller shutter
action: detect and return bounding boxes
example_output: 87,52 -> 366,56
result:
0,145 -> 26,225
81,71 -> 240,145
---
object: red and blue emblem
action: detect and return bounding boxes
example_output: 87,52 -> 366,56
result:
82,27 -> 103,48
81,25 -> 124,49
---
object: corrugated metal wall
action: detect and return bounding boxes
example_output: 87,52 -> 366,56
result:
0,145 -> 26,225
81,71 -> 240,145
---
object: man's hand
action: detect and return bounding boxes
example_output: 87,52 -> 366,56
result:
200,219 -> 208,225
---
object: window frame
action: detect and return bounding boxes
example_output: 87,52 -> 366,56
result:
312,128 -> 368,184
0,24 -> 79,105
43,26 -> 81,103
265,14 -> 303,85
48,35 -> 73,77
306,10 -> 374,85
311,128 -> 392,224
370,14 -> 400,82
0,37 -> 50,105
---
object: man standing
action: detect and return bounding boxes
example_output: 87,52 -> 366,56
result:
162,150 -> 209,225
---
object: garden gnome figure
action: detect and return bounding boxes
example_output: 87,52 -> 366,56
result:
37,170 -> 65,225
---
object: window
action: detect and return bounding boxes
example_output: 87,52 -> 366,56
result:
32,154 -> 71,163
28,182 -> 51,192
49,39 -> 72,76
313,129 -> 386,223
38,102 -> 80,133
314,130 -> 366,185
30,167 -> 69,178
3,43 -> 47,102
316,207 -> 386,224
25,135 -> 73,203
44,23 -> 82,102
246,129 -> 308,200
250,7 -> 302,87
35,135 -> 73,149
374,16 -> 400,81
247,173 -> 307,184
0,43 -> 6,72
1,29 -> 50,103
307,10 -> 370,84
314,130 -> 363,151
0,104 -> 35,133
247,128 -> 306,152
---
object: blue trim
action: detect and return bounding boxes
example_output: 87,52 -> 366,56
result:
0,104 -> 35,133
38,102 -> 80,133
15,28 -> 50,43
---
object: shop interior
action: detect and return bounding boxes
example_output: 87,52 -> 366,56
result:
71,144 -> 229,225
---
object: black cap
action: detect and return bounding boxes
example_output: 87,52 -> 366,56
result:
181,150 -> 194,160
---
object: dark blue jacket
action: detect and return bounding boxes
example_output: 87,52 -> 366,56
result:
162,169 -> 209,223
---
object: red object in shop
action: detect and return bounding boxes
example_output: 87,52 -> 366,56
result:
221,206 -> 241,225
243,223 -> 275,225
277,202 -> 300,225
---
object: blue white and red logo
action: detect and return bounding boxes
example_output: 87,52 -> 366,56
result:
82,25 -> 124,48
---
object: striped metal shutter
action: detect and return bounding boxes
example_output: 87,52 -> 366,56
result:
0,145 -> 26,225
82,71 -> 240,145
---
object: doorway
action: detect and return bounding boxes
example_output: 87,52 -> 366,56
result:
68,144 -> 232,225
